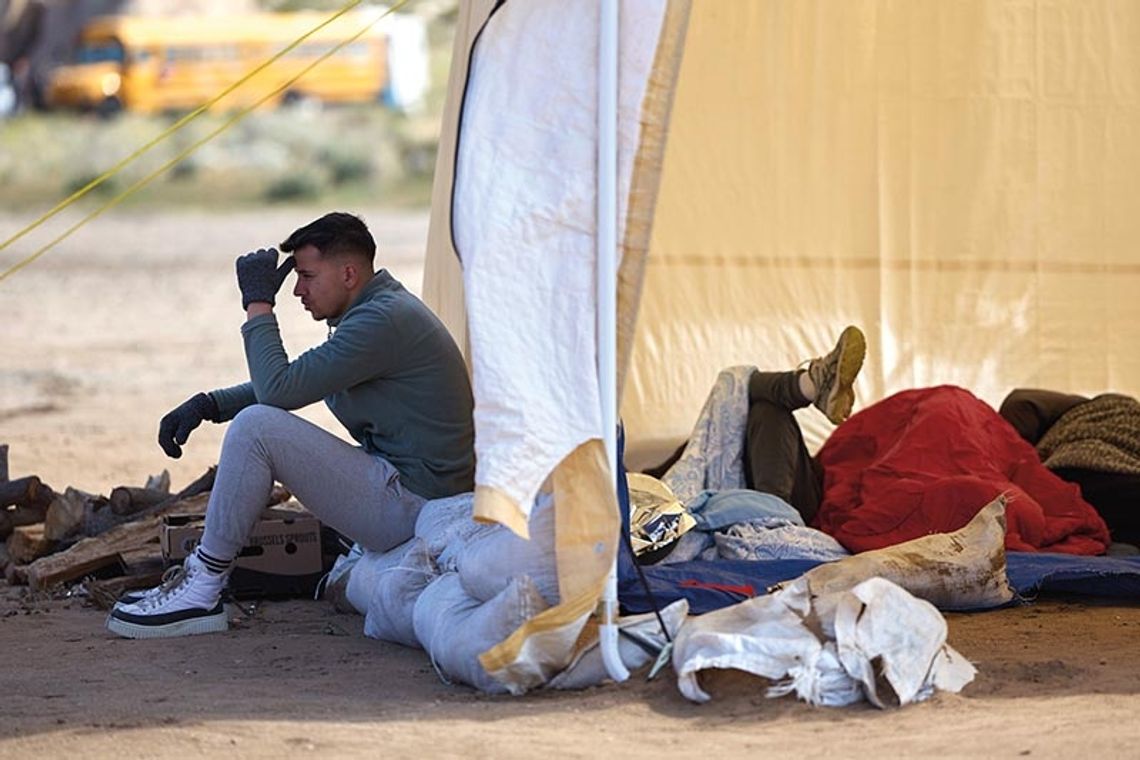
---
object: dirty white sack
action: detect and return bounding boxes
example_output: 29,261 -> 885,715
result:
672,577 -> 975,708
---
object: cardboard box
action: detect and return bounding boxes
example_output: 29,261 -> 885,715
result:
161,505 -> 325,599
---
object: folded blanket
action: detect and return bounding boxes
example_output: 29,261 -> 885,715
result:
814,386 -> 1110,555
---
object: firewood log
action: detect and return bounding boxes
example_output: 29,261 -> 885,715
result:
7,524 -> 54,564
25,492 -> 209,590
0,476 -> 53,510
144,469 -> 171,494
44,488 -> 98,542
5,562 -> 27,586
120,544 -> 164,575
24,484 -> 292,590
0,502 -> 49,539
83,474 -> 222,537
109,487 -> 171,516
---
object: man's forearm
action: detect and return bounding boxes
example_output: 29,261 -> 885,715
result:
207,305 -> 272,420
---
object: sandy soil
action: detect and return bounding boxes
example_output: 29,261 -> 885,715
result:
2,209 -> 1139,758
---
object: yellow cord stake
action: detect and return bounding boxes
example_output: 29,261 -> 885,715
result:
0,0 -> 408,283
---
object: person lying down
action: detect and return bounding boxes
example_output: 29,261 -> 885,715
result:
636,326 -> 1115,564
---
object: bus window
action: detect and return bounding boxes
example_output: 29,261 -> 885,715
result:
341,42 -> 371,61
74,40 -> 125,65
165,46 -> 200,63
285,42 -> 336,59
165,45 -> 242,63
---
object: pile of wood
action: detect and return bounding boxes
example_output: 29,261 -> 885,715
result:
0,444 -> 288,605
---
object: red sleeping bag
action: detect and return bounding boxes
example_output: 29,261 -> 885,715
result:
814,385 -> 1110,555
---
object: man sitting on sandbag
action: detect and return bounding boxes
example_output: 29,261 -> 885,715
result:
106,212 -> 475,639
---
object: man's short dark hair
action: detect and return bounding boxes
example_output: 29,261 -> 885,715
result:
280,212 -> 376,264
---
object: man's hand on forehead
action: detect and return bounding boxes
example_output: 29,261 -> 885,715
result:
235,248 -> 296,310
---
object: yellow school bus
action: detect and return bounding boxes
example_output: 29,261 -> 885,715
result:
45,11 -> 388,114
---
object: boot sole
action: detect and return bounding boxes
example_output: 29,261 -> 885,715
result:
106,610 -> 228,639
822,326 -> 866,424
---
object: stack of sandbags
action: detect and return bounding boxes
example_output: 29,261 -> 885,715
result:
409,492 -> 558,691
348,491 -> 680,693
338,492 -> 556,692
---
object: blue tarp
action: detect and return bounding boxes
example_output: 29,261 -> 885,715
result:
618,551 -> 1140,615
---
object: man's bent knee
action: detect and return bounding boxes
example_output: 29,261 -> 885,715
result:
228,404 -> 297,439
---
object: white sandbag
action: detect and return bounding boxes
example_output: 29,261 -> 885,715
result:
764,640 -> 864,707
672,577 -> 975,708
413,572 -> 549,694
457,492 -> 559,605
363,537 -> 437,648
321,542 -> 364,613
413,492 -> 486,560
780,495 -> 1015,626
672,581 -> 861,706
344,540 -> 414,616
548,599 -> 689,690
436,521 -> 498,573
833,577 -> 977,708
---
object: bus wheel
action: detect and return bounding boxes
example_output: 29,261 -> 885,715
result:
281,90 -> 319,111
96,96 -> 123,118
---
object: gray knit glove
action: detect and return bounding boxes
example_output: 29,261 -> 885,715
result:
158,392 -> 220,459
235,248 -> 295,310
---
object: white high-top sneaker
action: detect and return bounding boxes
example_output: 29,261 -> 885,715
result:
112,569 -> 176,610
106,552 -> 228,639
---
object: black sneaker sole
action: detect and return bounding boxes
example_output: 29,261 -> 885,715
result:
106,604 -> 228,639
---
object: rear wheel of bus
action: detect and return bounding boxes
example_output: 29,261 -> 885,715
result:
96,95 -> 123,118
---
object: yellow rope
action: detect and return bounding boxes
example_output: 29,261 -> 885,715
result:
0,0 -> 407,282
0,0 -> 366,256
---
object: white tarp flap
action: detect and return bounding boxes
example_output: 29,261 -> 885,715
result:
452,0 -> 667,528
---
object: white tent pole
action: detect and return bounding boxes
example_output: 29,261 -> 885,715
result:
597,0 -> 629,683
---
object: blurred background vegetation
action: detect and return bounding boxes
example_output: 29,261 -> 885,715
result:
0,0 -> 457,211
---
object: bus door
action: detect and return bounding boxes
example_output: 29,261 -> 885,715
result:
120,45 -> 162,113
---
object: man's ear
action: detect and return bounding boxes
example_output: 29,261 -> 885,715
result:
342,261 -> 360,289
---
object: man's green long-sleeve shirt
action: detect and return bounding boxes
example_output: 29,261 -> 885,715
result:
209,270 -> 475,500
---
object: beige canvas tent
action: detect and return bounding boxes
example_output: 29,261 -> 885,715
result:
422,0 -> 1140,691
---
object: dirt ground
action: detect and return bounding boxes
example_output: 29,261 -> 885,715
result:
2,209 -> 1139,758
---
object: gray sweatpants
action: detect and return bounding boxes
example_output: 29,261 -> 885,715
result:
201,405 -> 427,561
